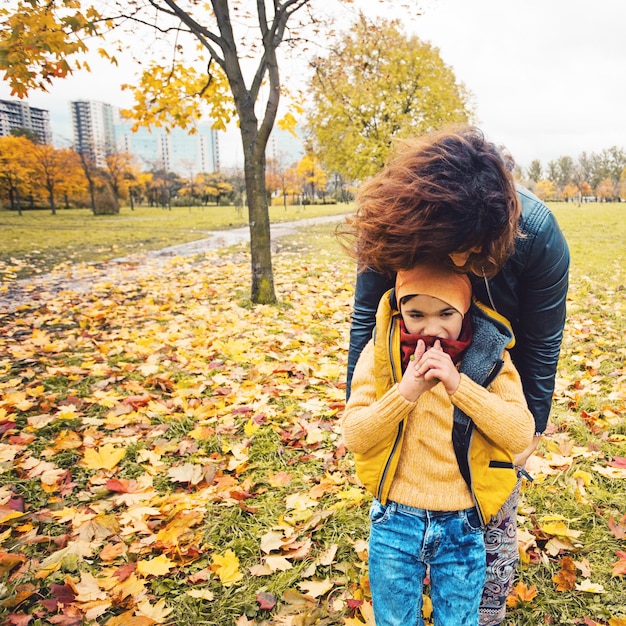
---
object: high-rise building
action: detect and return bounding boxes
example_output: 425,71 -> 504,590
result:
70,100 -> 117,167
266,125 -> 304,167
0,99 -> 52,144
115,119 -> 220,175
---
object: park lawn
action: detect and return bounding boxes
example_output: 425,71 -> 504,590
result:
0,202 -> 352,281
0,203 -> 624,625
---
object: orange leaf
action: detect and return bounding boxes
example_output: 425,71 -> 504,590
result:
105,612 -> 154,626
506,582 -> 538,607
612,551 -> 626,577
608,514 -> 626,540
552,556 -> 577,591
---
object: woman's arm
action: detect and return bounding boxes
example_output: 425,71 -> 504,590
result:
346,270 -> 394,399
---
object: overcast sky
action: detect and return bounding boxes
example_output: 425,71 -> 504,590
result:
2,0 -> 625,170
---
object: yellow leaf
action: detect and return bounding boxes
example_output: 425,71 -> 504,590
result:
211,549 -> 243,586
572,469 -> 593,486
82,443 -> 126,470
298,578 -> 333,598
359,600 -> 377,625
592,464 -> 626,479
260,530 -> 285,554
56,405 -> 79,420
111,573 -> 146,600
244,418 -> 260,436
422,594 -> 433,620
137,554 -> 175,577
167,463 -> 204,485
539,519 -> 582,539
285,492 -> 316,511
135,598 -> 174,622
264,555 -> 293,572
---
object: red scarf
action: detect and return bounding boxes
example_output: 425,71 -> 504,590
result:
400,315 -> 473,372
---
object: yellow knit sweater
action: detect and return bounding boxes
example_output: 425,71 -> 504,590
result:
342,339 -> 534,512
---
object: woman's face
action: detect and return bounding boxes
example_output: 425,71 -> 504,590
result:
448,245 -> 482,269
400,295 -> 464,339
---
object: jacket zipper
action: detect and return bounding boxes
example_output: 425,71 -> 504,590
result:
377,317 -> 403,502
466,357 -> 506,526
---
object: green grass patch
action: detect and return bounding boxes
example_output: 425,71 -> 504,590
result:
0,201 -> 625,625
0,202 -> 352,279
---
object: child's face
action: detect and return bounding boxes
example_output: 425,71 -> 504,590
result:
400,295 -> 464,339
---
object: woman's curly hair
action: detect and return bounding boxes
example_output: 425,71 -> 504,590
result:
339,125 -> 521,277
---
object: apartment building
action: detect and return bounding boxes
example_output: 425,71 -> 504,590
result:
0,99 -> 52,144
70,100 -> 117,168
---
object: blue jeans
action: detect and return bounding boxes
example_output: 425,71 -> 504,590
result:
368,500 -> 486,626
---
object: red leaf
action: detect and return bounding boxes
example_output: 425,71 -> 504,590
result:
346,599 -> 363,609
40,583 -> 76,611
122,394 -> 153,408
0,419 -> 16,435
113,562 -> 136,582
256,591 -> 277,611
105,478 -> 140,493
7,615 -> 32,626
8,495 -> 24,512
608,456 -> 626,468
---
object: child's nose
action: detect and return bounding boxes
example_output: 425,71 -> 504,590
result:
423,319 -> 441,336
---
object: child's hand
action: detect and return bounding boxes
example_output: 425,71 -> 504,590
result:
415,340 -> 461,395
398,339 -> 437,402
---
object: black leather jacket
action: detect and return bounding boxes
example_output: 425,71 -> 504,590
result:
347,186 -> 570,434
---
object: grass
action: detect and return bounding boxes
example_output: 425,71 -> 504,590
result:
0,201 -> 625,625
0,202 -> 353,280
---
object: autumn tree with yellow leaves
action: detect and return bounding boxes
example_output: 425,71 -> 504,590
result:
1,0 -> 340,302
305,14 -> 474,181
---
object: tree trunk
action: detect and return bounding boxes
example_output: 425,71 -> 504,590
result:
242,131 -> 276,305
49,187 -> 56,215
89,180 -> 97,215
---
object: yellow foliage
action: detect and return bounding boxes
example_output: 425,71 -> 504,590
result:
137,554 -> 175,578
211,549 -> 244,586
81,443 -> 126,471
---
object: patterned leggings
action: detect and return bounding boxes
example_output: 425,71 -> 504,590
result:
479,476 -> 522,626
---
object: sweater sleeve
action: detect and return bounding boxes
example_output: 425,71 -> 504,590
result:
450,350 -> 534,454
341,340 -> 415,454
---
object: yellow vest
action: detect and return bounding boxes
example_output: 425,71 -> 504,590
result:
354,289 -> 518,526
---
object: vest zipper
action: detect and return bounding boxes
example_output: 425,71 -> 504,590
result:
377,316 -> 402,502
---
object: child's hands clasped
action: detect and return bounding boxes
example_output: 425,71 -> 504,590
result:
398,339 -> 461,402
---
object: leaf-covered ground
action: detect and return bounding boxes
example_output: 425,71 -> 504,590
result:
0,223 -> 625,626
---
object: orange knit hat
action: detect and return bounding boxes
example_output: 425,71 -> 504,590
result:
395,264 -> 472,314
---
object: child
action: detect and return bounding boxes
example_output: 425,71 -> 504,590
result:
341,263 -> 534,626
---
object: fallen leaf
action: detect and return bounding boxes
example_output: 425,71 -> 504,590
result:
298,578 -> 333,598
575,579 -> 606,593
211,549 -> 243,586
81,444 -> 126,470
136,554 -> 176,577
256,591 -> 277,610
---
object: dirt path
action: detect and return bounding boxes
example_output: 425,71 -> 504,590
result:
0,214 -> 348,316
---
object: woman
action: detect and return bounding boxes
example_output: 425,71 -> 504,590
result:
343,126 -> 569,626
